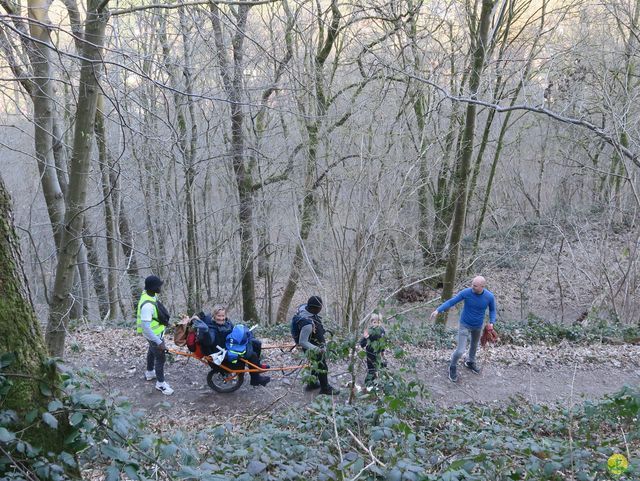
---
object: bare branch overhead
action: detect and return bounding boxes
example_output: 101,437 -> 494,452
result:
111,0 -> 280,17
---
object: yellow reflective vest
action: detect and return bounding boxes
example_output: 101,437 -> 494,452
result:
136,291 -> 165,336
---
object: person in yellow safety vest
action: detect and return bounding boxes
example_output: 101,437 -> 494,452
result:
136,275 -> 173,395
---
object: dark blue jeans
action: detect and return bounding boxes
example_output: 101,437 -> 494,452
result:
146,340 -> 166,382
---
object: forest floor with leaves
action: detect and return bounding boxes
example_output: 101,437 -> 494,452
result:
64,326 -> 640,435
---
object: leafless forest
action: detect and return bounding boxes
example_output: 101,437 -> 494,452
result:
1,0 -> 639,357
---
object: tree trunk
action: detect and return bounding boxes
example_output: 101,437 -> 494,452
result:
179,7 -> 201,312
276,0 -> 341,323
250,1 -> 295,324
201,165 -> 215,302
26,0 -> 66,252
431,101 -> 466,264
69,267 -> 83,320
95,94 -> 120,320
158,8 -> 201,312
430,23 -> 469,264
472,0 -> 547,255
439,0 -> 495,323
83,220 -> 109,320
76,243 -> 90,318
0,175 -> 60,448
209,2 -> 258,322
276,184 -> 317,323
414,93 -> 432,267
45,0 -> 108,355
463,0 -> 514,214
117,197 -> 140,312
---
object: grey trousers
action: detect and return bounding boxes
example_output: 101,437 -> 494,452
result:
450,324 -> 482,366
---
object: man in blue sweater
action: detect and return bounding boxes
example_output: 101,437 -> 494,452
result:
430,276 -> 496,382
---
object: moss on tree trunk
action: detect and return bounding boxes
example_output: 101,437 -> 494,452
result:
0,176 -> 64,449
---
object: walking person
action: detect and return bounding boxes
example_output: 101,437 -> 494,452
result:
137,275 -> 173,395
430,276 -> 497,382
291,296 -> 340,395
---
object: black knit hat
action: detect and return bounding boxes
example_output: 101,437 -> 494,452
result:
144,275 -> 163,293
306,295 -> 323,314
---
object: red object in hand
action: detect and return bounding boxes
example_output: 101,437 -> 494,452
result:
480,325 -> 499,347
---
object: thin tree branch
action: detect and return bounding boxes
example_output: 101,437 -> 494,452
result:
405,70 -> 639,166
111,0 -> 279,17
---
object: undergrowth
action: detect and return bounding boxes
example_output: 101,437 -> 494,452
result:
377,315 -> 640,350
13,316 -> 637,479
1,354 -> 638,480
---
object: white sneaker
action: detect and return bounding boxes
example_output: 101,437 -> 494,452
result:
155,381 -> 174,395
145,370 -> 156,381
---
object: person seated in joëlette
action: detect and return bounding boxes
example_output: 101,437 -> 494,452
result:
190,304 -> 271,387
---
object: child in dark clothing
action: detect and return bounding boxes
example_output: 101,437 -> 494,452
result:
359,313 -> 386,386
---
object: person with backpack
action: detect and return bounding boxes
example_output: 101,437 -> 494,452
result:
359,313 -> 387,386
199,304 -> 270,387
429,275 -> 497,383
136,275 -> 173,395
291,296 -> 340,395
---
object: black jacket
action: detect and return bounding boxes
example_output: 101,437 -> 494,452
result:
199,312 -> 234,349
359,327 -> 386,354
295,305 -> 326,347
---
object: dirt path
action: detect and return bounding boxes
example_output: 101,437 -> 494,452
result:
65,328 -> 640,430
407,343 -> 640,406
420,362 -> 639,406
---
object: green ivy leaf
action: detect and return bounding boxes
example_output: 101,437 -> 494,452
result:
386,467 -> 402,481
113,416 -> 130,436
102,443 -> 131,462
395,421 -> 413,436
0,427 -> 15,443
0,410 -> 17,425
247,460 -> 266,475
58,451 -> 76,467
64,428 -> 81,445
139,435 -> 154,451
39,382 -> 53,397
176,466 -> 200,478
0,353 -> 16,369
42,412 -> 58,429
48,400 -> 63,412
160,443 -> 178,459
70,412 -> 83,426
123,464 -> 140,480
448,458 -> 467,470
105,464 -> 119,481
387,397 -> 405,411
77,393 -> 103,408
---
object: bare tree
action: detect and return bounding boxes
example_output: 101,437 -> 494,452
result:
45,0 -> 110,356
439,0 -> 497,322
208,1 -> 259,321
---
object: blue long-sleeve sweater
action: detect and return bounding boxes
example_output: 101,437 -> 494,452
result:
436,288 -> 496,328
